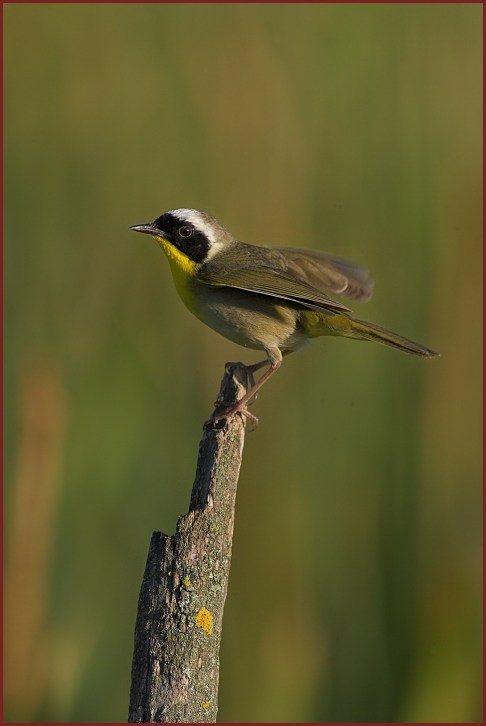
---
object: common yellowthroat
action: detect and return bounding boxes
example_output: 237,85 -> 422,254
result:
131,209 -> 438,424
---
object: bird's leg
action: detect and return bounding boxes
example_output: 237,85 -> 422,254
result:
213,354 -> 282,408
242,358 -> 266,402
211,348 -> 282,427
244,350 -> 291,404
246,358 -> 268,375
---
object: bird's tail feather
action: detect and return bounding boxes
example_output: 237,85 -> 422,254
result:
349,317 -> 439,358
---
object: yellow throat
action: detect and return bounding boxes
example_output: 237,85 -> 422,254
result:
155,235 -> 198,302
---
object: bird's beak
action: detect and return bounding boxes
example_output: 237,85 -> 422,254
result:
129,223 -> 158,235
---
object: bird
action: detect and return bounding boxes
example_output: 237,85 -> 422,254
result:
130,208 -> 438,425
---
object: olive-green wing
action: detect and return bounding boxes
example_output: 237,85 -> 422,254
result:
197,243 -> 368,314
276,247 -> 374,302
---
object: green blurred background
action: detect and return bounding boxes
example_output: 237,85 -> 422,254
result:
4,3 -> 482,723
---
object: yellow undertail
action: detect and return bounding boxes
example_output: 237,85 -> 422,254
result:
303,312 -> 438,358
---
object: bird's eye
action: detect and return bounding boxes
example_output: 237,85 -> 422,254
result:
178,224 -> 194,238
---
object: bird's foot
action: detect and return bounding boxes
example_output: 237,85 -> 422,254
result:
208,398 -> 259,430
206,360 -> 267,430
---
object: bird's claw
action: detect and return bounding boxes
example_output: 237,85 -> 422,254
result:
206,360 -> 269,431
208,399 -> 259,430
